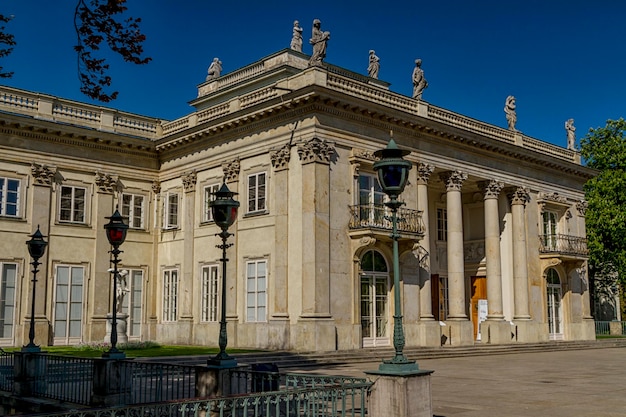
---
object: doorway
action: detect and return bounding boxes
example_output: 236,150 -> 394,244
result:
470,276 -> 487,340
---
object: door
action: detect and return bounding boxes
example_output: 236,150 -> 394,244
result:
53,265 -> 84,345
360,250 -> 389,347
470,276 -> 487,340
546,269 -> 563,340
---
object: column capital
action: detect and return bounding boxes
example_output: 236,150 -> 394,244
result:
416,162 -> 435,185
439,170 -> 467,192
30,162 -> 57,186
182,170 -> 197,192
576,199 -> 588,217
95,171 -> 119,194
478,179 -> 504,200
297,137 -> 335,165
222,157 -> 240,183
507,186 -> 530,206
270,143 -> 291,171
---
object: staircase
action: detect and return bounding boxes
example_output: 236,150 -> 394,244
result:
138,338 -> 626,369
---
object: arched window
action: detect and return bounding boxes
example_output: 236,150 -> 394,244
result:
360,250 -> 389,347
546,268 -> 563,340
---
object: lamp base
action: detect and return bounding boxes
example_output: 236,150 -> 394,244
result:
377,358 -> 420,375
207,353 -> 238,369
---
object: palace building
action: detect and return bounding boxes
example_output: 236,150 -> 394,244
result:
0,49 -> 595,351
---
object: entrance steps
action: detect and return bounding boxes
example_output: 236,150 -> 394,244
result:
141,338 -> 626,369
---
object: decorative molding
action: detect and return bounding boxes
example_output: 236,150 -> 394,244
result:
507,186 -> 530,206
439,170 -> 467,192
416,162 -> 434,185
270,143 -> 291,171
478,179 -> 504,200
412,243 -> 429,269
222,158 -> 240,183
152,180 -> 161,195
182,170 -> 197,192
297,137 -> 334,165
95,171 -> 119,194
351,148 -> 377,162
30,162 -> 57,186
538,192 -> 568,204
353,235 -> 377,261
576,199 -> 588,217
464,241 -> 485,263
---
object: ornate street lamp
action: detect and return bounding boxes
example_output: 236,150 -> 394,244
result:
23,226 -> 48,352
103,208 -> 128,358
208,183 -> 240,368
373,138 -> 419,373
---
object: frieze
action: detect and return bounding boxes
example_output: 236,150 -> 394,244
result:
222,158 -> 240,183
297,137 -> 334,165
270,144 -> 291,171
439,170 -> 467,192
95,171 -> 119,194
30,162 -> 57,186
182,171 -> 197,192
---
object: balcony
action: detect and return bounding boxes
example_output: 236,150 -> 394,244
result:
539,234 -> 588,257
348,204 -> 425,238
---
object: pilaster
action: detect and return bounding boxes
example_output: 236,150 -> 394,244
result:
508,186 -> 531,322
416,163 -> 434,321
179,171 -> 197,333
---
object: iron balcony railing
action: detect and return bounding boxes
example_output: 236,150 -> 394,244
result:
348,204 -> 425,235
539,234 -> 588,256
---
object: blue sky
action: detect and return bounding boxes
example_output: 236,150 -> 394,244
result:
2,0 -> 624,149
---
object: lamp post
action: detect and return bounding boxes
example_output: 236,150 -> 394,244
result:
207,183 -> 240,368
103,208 -> 128,358
23,226 -> 48,352
373,138 -> 419,373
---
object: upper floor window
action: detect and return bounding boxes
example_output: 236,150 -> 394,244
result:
163,192 -> 179,229
121,194 -> 145,229
0,177 -> 20,218
437,208 -> 447,241
59,185 -> 86,223
247,173 -> 266,213
358,174 -> 384,206
203,184 -> 220,222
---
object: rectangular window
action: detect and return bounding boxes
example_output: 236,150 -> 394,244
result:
247,173 -> 266,213
163,269 -> 178,322
437,208 -> 447,241
439,276 -> 449,320
201,265 -> 219,322
203,184 -> 220,222
0,178 -> 20,217
121,194 -> 145,229
163,192 -> 179,229
246,260 -> 267,322
0,263 -> 17,338
118,269 -> 143,337
542,211 -> 558,250
59,186 -> 86,223
54,265 -> 84,344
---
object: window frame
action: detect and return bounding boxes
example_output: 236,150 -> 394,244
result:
436,207 -> 448,242
162,268 -> 179,322
117,268 -> 144,338
163,191 -> 180,230
0,177 -> 21,218
247,172 -> 267,214
58,185 -> 88,224
245,259 -> 267,323
203,183 -> 221,223
201,264 -> 219,322
0,262 -> 18,340
121,193 -> 146,230
52,264 -> 85,345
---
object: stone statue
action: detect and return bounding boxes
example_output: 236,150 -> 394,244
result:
504,95 -> 517,131
290,20 -> 303,52
367,50 -> 380,79
565,118 -> 576,150
412,59 -> 428,100
308,19 -> 330,66
115,270 -> 129,313
206,57 -> 222,81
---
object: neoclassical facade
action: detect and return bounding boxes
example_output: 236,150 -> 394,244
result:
0,49 -> 595,350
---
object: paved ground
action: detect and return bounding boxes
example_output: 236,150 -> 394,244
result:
288,347 -> 626,417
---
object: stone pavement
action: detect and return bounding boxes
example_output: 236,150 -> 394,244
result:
288,347 -> 626,417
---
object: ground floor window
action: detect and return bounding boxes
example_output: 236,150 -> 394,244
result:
0,263 -> 17,339
360,250 -> 389,347
546,268 -> 563,340
163,269 -> 178,322
246,260 -> 267,322
201,265 -> 219,322
53,265 -> 84,345
118,269 -> 143,337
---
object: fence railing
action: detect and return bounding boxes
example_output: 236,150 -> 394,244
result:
348,204 -> 425,235
0,350 -> 14,392
538,234 -> 588,256
595,321 -> 626,336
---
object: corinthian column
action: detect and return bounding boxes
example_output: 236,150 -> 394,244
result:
479,180 -> 505,320
440,170 -> 468,320
417,162 -> 434,320
508,186 -> 531,320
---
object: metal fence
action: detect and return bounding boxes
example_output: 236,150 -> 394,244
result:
0,350 -> 14,392
595,321 -> 626,336
32,354 -> 93,404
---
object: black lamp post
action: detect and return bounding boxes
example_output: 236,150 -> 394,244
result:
23,226 -> 48,352
373,138 -> 419,373
103,208 -> 128,358
207,183 -> 240,368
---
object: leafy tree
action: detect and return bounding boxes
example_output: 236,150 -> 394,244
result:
1,0 -> 151,102
580,118 -> 626,291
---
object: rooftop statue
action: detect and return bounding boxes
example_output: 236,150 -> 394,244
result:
206,57 -> 223,81
412,59 -> 428,100
290,20 -> 303,52
565,118 -> 576,150
367,50 -> 380,79
504,95 -> 517,131
308,19 -> 330,66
